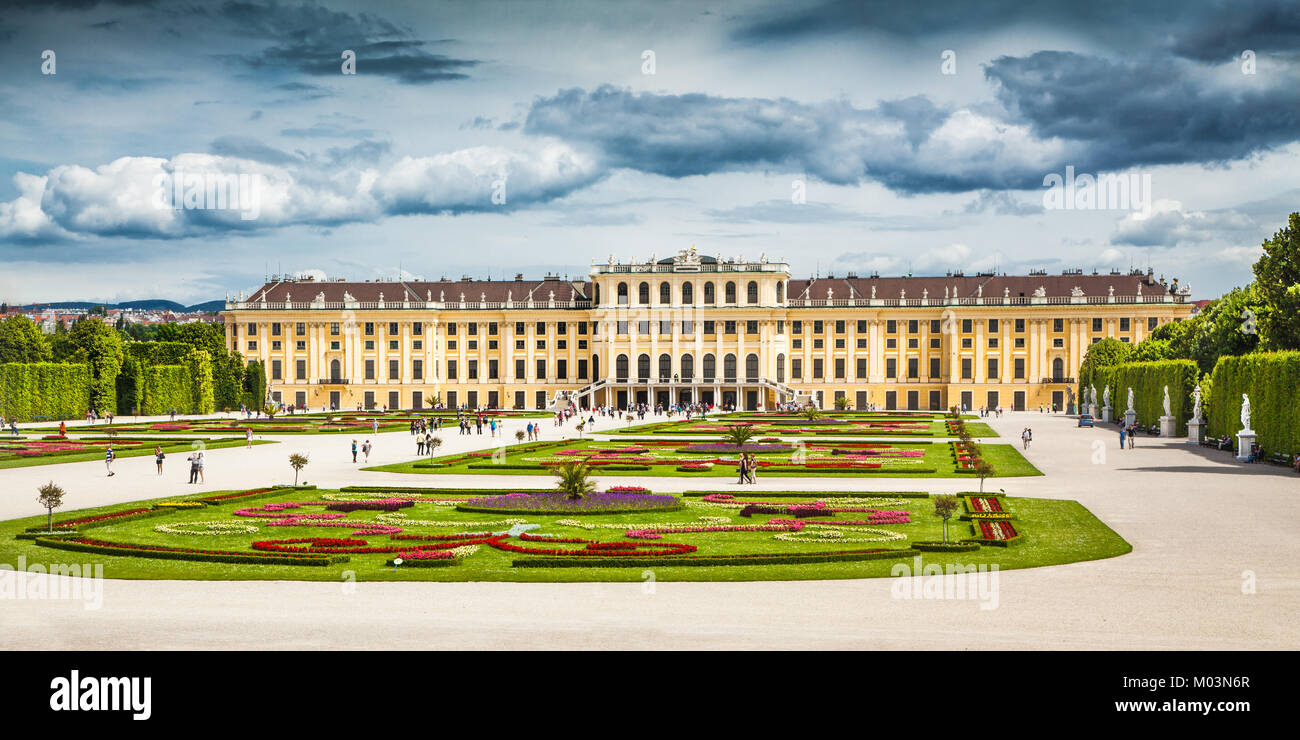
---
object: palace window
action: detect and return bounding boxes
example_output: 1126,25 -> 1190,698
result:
747,281 -> 759,304
725,282 -> 737,303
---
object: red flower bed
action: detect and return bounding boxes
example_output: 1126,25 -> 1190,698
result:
53,508 -> 152,529
977,520 -> 1018,540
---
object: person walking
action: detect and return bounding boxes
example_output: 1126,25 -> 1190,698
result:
105,445 -> 116,476
197,452 -> 205,484
737,454 -> 748,485
1127,423 -> 1137,448
1021,428 -> 1030,450
362,440 -> 371,463
416,435 -> 425,455
59,420 -> 66,437
745,453 -> 758,484
1119,424 -> 1127,450
187,451 -> 199,484
351,439 -> 358,463
245,427 -> 254,449
154,446 -> 165,475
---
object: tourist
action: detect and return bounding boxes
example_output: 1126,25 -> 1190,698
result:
1127,423 -> 1137,448
362,440 -> 371,462
416,435 -> 425,455
1119,425 -> 1127,449
187,451 -> 199,484
59,420 -> 66,437
245,427 -> 254,449
105,445 -> 116,477
154,446 -> 165,475
736,454 -> 748,485
197,452 -> 205,483
351,439 -> 358,463
746,454 -> 758,484
9,419 -> 17,437
1021,428 -> 1030,450
371,419 -> 379,435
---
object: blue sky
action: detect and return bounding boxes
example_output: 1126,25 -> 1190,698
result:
1,0 -> 1298,303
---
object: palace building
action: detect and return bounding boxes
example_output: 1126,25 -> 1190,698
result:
222,249 -> 1194,413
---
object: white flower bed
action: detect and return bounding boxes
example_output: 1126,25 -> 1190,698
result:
153,520 -> 260,536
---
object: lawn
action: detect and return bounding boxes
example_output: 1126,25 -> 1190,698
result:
24,409 -> 554,435
0,485 -> 1128,583
0,437 -> 276,469
364,437 -> 1041,478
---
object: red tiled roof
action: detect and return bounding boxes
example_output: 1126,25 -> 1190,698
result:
248,278 -> 591,304
788,273 -> 1174,300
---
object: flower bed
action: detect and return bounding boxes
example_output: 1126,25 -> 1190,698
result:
511,548 -> 918,568
456,492 -> 683,515
33,536 -> 341,566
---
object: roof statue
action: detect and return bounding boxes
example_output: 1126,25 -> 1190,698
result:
1033,286 -> 1046,297
900,288 -> 906,300
439,290 -> 445,302
943,286 -> 948,299
1109,285 -> 1114,297
977,285 -> 983,297
1004,287 -> 1010,298
1071,286 -> 1085,297
870,285 -> 876,299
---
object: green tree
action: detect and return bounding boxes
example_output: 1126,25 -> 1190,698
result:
67,317 -> 125,414
288,453 -> 309,486
0,315 -> 52,363
932,494 -> 959,543
1187,285 -> 1264,374
1253,212 -> 1300,350
552,460 -> 596,500
37,481 -> 65,533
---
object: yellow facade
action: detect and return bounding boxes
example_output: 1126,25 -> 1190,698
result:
222,251 -> 1193,412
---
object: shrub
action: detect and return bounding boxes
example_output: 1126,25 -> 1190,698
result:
1208,351 -> 1300,454
0,363 -> 92,422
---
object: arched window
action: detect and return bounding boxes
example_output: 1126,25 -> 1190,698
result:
725,281 -> 737,303
659,353 -> 671,380
617,283 -> 628,305
703,282 -> 715,304
593,354 -> 600,380
681,353 -> 694,381
682,282 -> 693,304
1052,357 -> 1065,381
594,284 -> 601,304
615,354 -> 629,381
703,353 -> 716,381
637,353 -> 651,381
745,353 -> 759,381
638,282 -> 650,305
724,353 -> 737,381
330,359 -> 341,381
659,282 -> 671,304
775,281 -> 784,304
747,281 -> 759,304
776,353 -> 785,383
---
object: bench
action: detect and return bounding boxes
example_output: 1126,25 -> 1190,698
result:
1266,452 -> 1295,468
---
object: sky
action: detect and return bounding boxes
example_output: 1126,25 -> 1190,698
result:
0,0 -> 1298,304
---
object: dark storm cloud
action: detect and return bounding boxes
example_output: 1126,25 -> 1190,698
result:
208,135 -> 301,166
211,2 -> 479,84
985,51 -> 1300,170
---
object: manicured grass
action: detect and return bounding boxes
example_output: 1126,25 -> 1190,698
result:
365,437 -> 1042,478
609,411 -> 1000,438
0,486 -> 1128,582
0,438 -> 276,470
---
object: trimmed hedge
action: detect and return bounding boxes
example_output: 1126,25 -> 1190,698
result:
512,548 -> 919,568
1208,351 -> 1300,455
32,535 -> 344,566
681,490 -> 930,498
1091,359 -> 1198,434
912,541 -> 982,552
0,363 -> 92,421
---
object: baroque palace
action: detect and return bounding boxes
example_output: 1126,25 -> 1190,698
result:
222,249 -> 1194,413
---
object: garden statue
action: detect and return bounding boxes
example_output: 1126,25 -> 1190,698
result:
1162,385 -> 1171,417
1127,387 -> 1135,412
1090,384 -> 1097,407
1103,385 -> 1110,407
1240,394 -> 1251,431
1191,385 -> 1203,423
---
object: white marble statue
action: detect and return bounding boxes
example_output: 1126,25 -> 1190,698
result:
1103,385 -> 1110,407
1090,384 -> 1098,407
1126,387 -> 1135,413
1191,385 -> 1203,423
1162,385 -> 1171,417
1241,394 -> 1251,431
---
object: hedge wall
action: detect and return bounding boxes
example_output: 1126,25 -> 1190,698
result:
185,349 -> 215,414
1092,360 -> 1198,434
0,363 -> 92,421
126,341 -> 192,367
1208,351 -> 1300,455
140,365 -> 193,416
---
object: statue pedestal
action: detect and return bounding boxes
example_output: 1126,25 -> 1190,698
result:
1236,431 -> 1256,462
1124,409 -> 1136,427
1186,419 -> 1204,444
1087,403 -> 1099,418
1101,406 -> 1112,423
1159,416 -> 1177,437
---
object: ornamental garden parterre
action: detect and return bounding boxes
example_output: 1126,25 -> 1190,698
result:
1,483 -> 1129,582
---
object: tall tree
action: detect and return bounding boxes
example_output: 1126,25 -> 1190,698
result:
0,315 -> 52,363
67,317 -> 125,414
1252,212 -> 1300,350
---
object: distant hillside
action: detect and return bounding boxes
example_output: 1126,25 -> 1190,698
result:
4,299 -> 222,313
